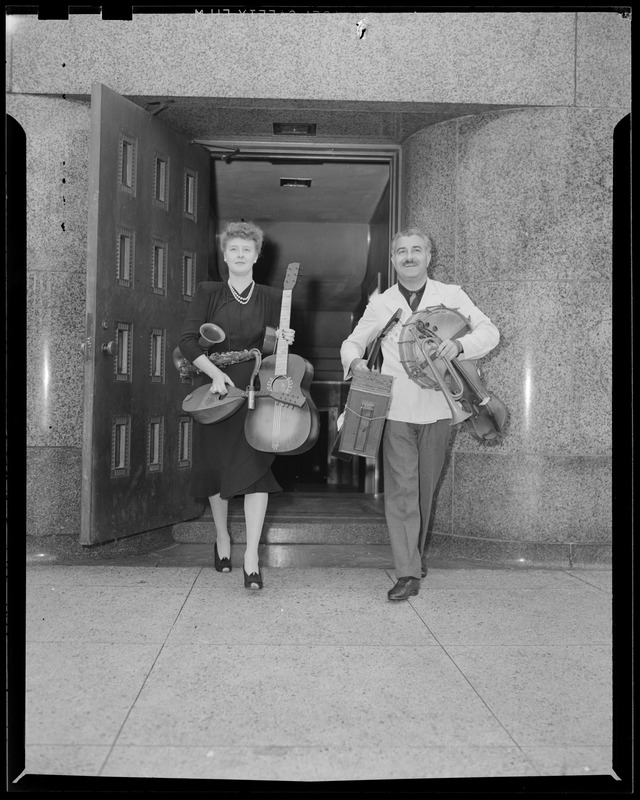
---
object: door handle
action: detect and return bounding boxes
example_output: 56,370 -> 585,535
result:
101,341 -> 119,357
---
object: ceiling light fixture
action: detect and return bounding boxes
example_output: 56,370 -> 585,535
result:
273,123 -> 317,136
280,178 -> 312,188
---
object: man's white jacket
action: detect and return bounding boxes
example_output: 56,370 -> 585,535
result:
340,280 -> 500,424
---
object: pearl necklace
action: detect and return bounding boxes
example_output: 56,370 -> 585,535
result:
228,280 -> 255,305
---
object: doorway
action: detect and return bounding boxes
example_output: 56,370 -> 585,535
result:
203,142 -> 401,493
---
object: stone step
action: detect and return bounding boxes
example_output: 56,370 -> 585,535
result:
170,493 -> 611,568
172,492 -> 388,545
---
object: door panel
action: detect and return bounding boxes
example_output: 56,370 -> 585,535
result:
81,83 -> 210,544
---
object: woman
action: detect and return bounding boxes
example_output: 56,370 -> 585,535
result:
179,221 -> 294,589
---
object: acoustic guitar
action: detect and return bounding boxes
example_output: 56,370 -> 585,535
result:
244,263 -> 320,455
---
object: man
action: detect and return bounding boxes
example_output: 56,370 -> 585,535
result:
340,228 -> 500,601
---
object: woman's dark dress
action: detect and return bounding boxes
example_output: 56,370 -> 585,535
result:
179,281 -> 283,500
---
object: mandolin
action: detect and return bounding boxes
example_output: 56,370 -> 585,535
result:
182,385 -> 248,425
182,348 -> 263,425
244,263 -> 320,455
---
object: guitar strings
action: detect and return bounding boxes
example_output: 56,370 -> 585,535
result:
272,401 -> 283,445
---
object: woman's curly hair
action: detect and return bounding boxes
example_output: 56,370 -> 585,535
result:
219,221 -> 264,254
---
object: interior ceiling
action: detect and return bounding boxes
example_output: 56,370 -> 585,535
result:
212,160 -> 390,223
119,95 -> 514,224
125,96 -> 514,141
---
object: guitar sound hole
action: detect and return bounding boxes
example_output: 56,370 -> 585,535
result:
269,375 -> 292,395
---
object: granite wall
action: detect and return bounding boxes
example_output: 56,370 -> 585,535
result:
7,11 -> 629,555
402,107 -> 622,563
9,95 -> 92,537
7,12 -> 630,108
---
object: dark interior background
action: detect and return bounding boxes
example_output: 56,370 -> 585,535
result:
209,157 -> 391,491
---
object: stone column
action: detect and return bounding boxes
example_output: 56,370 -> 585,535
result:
402,107 -> 621,564
8,95 -> 91,539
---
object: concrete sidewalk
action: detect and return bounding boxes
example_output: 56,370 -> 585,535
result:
21,555 -> 614,783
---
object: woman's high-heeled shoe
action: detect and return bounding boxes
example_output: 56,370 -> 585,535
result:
243,566 -> 263,590
214,542 -> 232,573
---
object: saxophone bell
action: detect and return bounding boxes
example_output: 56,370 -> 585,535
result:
173,325 -> 226,376
198,323 -> 225,347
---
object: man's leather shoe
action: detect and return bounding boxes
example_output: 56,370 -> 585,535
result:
387,577 -> 420,601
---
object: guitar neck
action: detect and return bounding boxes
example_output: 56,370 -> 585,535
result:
275,289 -> 292,374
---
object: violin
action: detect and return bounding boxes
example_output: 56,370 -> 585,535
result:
449,359 -> 508,442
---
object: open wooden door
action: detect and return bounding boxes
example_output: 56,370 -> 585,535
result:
81,83 -> 210,544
